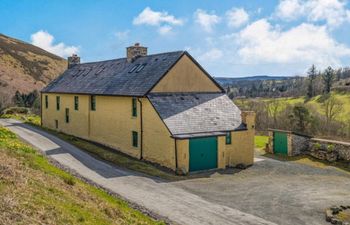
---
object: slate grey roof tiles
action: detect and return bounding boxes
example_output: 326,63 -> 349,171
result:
42,51 -> 185,96
147,93 -> 244,137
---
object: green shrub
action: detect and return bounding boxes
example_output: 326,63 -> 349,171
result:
1,107 -> 30,115
313,143 -> 322,149
327,144 -> 335,152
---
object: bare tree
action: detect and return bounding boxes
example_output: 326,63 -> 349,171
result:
322,96 -> 343,128
266,99 -> 281,127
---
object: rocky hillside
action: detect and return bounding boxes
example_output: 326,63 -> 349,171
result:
0,34 -> 66,105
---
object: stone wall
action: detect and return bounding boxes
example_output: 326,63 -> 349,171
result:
291,134 -> 309,156
309,138 -> 350,162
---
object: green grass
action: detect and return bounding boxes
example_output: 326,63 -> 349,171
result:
255,136 -> 269,150
0,126 -> 165,225
1,113 -> 182,181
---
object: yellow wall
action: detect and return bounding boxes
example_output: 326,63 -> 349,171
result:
176,139 -> 189,172
225,112 -> 256,166
142,98 -> 176,169
41,94 -> 89,139
42,93 -> 176,168
151,54 -> 222,93
42,94 -> 141,158
89,96 -> 141,158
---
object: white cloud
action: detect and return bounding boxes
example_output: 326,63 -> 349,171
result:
133,7 -> 183,26
236,19 -> 350,67
199,48 -> 223,61
276,0 -> 304,20
30,30 -> 79,57
133,7 -> 183,35
194,9 -> 221,32
276,0 -> 350,26
158,25 -> 173,35
226,8 -> 249,28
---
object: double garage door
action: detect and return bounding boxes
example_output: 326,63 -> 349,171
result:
189,136 -> 218,172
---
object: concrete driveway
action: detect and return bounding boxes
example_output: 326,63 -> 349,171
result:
1,118 -> 349,225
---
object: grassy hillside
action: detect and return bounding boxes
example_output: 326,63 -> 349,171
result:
0,34 -> 66,104
0,126 -> 164,225
236,92 -> 350,122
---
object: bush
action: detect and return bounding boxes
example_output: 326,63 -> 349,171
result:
1,107 -> 30,115
63,176 -> 76,186
313,143 -> 322,149
327,144 -> 335,152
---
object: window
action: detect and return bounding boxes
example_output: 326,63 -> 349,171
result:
45,95 -> 48,109
65,108 -> 69,123
56,96 -> 60,111
226,132 -> 231,145
74,96 -> 79,110
128,64 -> 139,73
55,120 -> 58,129
135,63 -> 146,73
132,131 -> 138,147
132,97 -> 137,117
90,95 -> 96,111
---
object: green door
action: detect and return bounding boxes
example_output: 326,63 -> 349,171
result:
273,132 -> 288,155
189,136 -> 218,172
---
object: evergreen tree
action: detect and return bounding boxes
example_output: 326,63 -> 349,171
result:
307,65 -> 317,98
322,66 -> 334,94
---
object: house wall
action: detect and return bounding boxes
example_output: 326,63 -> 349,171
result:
225,112 -> 255,167
176,139 -> 189,172
151,54 -> 222,93
42,93 -> 177,168
142,98 -> 176,169
41,93 -> 89,139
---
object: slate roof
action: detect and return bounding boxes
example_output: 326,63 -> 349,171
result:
42,51 -> 186,96
148,93 -> 245,138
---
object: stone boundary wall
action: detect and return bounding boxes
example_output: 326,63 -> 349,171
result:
309,138 -> 350,162
267,129 -> 350,162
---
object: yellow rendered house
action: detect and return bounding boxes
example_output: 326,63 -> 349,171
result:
41,43 -> 255,174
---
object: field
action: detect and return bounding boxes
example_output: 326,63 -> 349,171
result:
0,126 -> 164,225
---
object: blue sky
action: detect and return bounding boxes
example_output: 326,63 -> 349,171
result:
1,0 -> 350,77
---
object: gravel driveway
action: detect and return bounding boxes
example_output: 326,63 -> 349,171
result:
2,118 -> 349,225
174,155 -> 350,225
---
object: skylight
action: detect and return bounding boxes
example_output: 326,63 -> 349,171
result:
135,63 -> 147,73
129,64 -> 140,73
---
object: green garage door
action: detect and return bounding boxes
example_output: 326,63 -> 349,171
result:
189,136 -> 218,172
273,132 -> 288,155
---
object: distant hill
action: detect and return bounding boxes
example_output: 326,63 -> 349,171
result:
0,34 -> 66,104
215,75 -> 292,86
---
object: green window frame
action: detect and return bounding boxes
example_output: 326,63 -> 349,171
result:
90,95 -> 96,111
45,95 -> 48,109
56,96 -> 60,111
74,96 -> 79,110
132,131 -> 138,147
132,97 -> 137,117
226,132 -> 231,145
65,108 -> 69,123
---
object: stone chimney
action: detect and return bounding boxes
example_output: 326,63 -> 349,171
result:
126,43 -> 147,62
67,54 -> 80,69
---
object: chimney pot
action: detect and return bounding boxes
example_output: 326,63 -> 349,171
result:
67,54 -> 80,69
126,43 -> 147,62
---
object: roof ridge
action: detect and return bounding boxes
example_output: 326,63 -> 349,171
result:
78,50 -> 185,65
